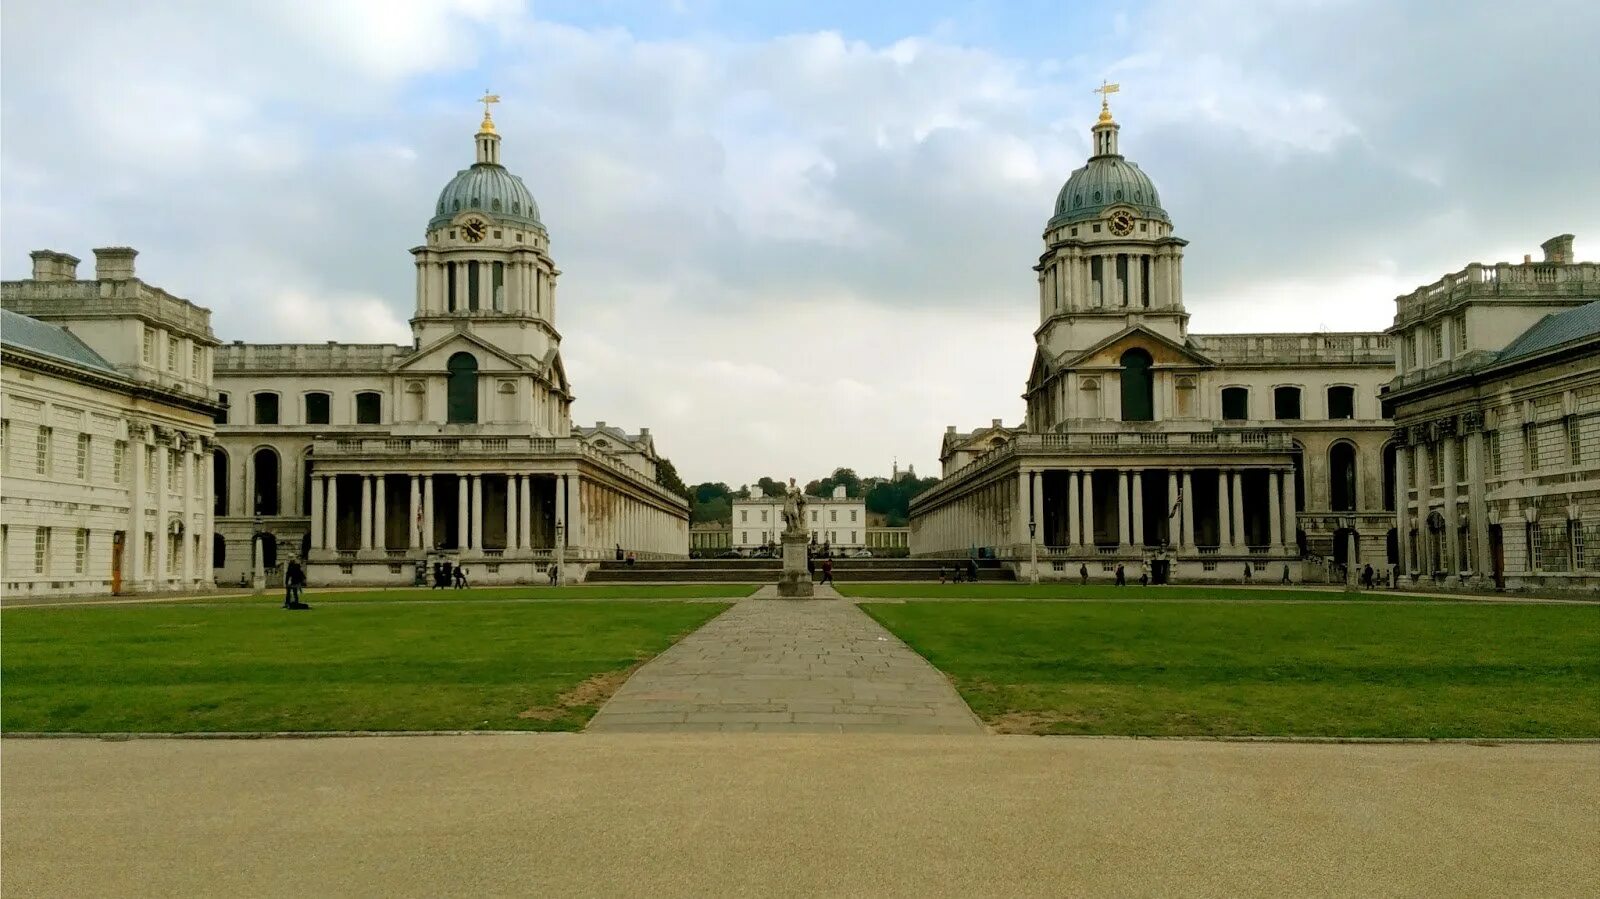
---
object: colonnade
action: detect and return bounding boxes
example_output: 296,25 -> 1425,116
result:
125,423 -> 212,590
914,463 -> 1294,556
310,471 -> 568,555
416,255 -> 554,319
1039,246 -> 1184,315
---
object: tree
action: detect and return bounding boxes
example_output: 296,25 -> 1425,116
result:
755,476 -> 786,498
691,496 -> 730,524
656,457 -> 691,500
829,467 -> 861,497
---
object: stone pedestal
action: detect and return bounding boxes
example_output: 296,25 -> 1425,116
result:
776,533 -> 814,598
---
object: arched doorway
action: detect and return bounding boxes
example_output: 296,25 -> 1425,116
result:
1385,527 -> 1398,566
252,448 -> 280,516
447,352 -> 479,423
1120,349 -> 1154,421
213,533 -> 226,568
1381,443 -> 1397,512
213,448 -> 229,516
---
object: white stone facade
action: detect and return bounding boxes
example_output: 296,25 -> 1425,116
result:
2,250 -> 220,596
1384,234 -> 1600,591
732,487 -> 867,551
912,105 -> 1394,581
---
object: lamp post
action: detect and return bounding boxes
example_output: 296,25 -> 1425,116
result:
1029,518 -> 1039,585
553,521 -> 565,586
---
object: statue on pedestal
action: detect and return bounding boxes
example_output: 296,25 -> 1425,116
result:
781,477 -> 809,538
774,478 -> 815,598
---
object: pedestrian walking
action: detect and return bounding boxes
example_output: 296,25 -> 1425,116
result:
1243,563 -> 1252,583
1115,564 -> 1126,586
1362,564 -> 1374,588
548,563 -> 559,586
1138,570 -> 1149,587
454,565 -> 468,589
820,558 -> 834,585
938,565 -> 947,584
1282,564 -> 1291,584
1079,563 -> 1089,585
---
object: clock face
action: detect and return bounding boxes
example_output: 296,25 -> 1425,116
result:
1108,210 -> 1135,237
462,219 -> 488,242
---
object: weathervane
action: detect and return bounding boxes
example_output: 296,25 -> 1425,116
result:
1093,80 -> 1120,124
478,89 -> 500,132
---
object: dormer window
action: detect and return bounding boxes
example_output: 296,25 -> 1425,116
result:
512,202 -> 520,214
1093,191 -> 1102,202
1074,194 -> 1082,207
491,199 -> 502,211
452,200 -> 460,211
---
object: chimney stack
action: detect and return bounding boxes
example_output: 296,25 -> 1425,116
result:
29,250 -> 80,282
93,247 -> 138,280
991,418 -> 1003,428
1541,234 -> 1575,264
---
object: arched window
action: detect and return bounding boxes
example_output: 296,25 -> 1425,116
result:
252,448 -> 280,516
1119,349 -> 1154,421
1221,387 -> 1249,421
355,391 -> 382,425
447,352 -> 479,423
1327,385 -> 1355,420
1330,442 -> 1358,512
212,448 -> 229,516
1273,386 -> 1302,420
304,392 -> 331,425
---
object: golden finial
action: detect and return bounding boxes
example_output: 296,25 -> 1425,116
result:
1093,80 -> 1120,124
478,89 -> 500,133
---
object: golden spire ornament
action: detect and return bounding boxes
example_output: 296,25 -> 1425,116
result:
1093,80 -> 1120,124
478,89 -> 500,133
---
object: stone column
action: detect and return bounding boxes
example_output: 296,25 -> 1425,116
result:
1180,469 -> 1195,552
1280,469 -> 1295,551
128,435 -> 146,590
310,473 -> 325,550
1081,470 -> 1095,546
422,475 -> 435,551
1128,255 -> 1143,307
1131,470 -> 1145,548
1117,470 -> 1131,548
504,475 -> 517,552
1015,469 -> 1031,552
1067,470 -> 1081,546
1230,469 -> 1246,550
326,474 -> 340,552
1395,446 -> 1411,575
373,475 -> 387,551
519,475 -> 533,551
201,447 -> 214,579
1442,438 -> 1460,578
1467,430 -> 1489,582
181,445 -> 196,582
1217,469 -> 1231,549
555,474 -> 568,540
409,475 -> 421,549
1268,467 -> 1283,550
360,475 -> 374,551
569,474 -> 584,556
1166,470 -> 1179,548
1032,469 -> 1045,545
457,475 -> 470,552
154,442 -> 169,583
471,475 -> 485,553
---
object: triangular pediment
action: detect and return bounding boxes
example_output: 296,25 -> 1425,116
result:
1059,325 -> 1215,370
1026,346 -> 1054,391
394,331 -> 534,374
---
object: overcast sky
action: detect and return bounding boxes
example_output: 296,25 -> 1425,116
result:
3,0 -> 1596,486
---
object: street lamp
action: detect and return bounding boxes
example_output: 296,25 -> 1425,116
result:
1028,518 -> 1039,585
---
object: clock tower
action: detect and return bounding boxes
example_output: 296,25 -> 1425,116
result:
409,95 -> 562,366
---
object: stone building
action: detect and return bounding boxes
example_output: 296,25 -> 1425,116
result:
1,249 -> 220,596
1382,234 -> 1599,590
910,96 -> 1394,581
689,521 -> 732,555
732,485 -> 867,552
210,107 -> 688,585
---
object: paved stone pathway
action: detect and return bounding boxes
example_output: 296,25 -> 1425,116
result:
586,599 -> 985,733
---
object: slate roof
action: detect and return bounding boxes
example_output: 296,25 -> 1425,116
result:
1497,300 -> 1600,362
1,308 -> 119,375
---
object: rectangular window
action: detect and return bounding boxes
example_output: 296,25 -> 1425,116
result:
1221,388 -> 1249,421
77,434 -> 91,480
1326,386 -> 1355,420
1568,417 -> 1581,465
1575,522 -> 1587,571
830,510 -> 838,522
492,262 -> 505,310
215,392 -> 230,425
467,261 -> 481,311
142,329 -> 155,363
1089,256 -> 1104,307
850,510 -> 858,522
75,528 -> 88,574
1273,387 -> 1302,420
168,450 -> 181,488
1116,254 -> 1129,306
36,426 -> 51,475
114,440 -> 126,483
1455,436 -> 1467,483
1140,256 -> 1151,307
760,510 -> 767,523
355,392 -> 381,425
447,262 -> 458,312
1488,430 -> 1501,476
1525,426 -> 1539,471
740,510 -> 747,523
1430,324 -> 1443,361
1,418 -> 8,466
850,531 -> 857,543
168,534 -> 180,573
34,527 -> 49,574
1453,314 -> 1467,354
1431,443 -> 1444,485
167,336 -> 179,371
191,346 -> 204,379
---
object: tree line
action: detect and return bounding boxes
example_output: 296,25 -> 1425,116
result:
684,467 -> 939,527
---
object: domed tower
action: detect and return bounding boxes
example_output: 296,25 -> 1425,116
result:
1034,84 -> 1188,360
410,96 -> 561,363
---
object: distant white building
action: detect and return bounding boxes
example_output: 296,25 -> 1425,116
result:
731,485 -> 867,552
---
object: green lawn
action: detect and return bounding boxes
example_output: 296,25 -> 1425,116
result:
838,583 -> 1425,601
862,600 -> 1600,738
208,584 -> 757,603
1,600 -> 729,733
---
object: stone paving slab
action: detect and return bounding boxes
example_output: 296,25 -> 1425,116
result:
586,599 -> 985,734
